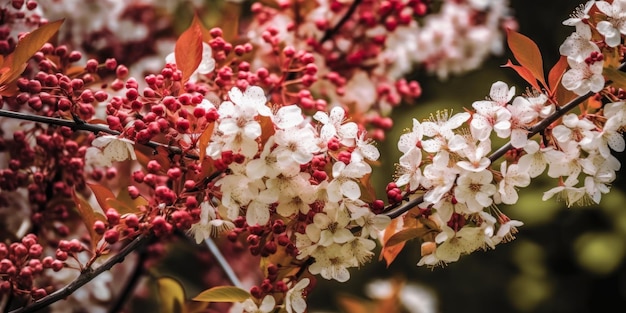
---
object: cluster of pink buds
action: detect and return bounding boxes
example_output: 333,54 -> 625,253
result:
0,234 -> 53,300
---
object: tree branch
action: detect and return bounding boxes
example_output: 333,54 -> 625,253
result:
381,62 -> 626,220
319,0 -> 362,43
107,238 -> 151,313
9,234 -> 152,313
0,109 -> 197,160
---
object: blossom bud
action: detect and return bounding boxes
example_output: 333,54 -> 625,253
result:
276,234 -> 290,246
55,250 -> 68,261
51,260 -> 64,272
42,256 -> 54,268
227,231 -> 239,242
12,243 -> 28,258
104,229 -> 120,244
25,0 -> 36,10
176,119 -> 191,133
185,196 -> 198,209
247,234 -> 259,246
209,27 -> 223,38
19,267 -> 32,278
262,241 -> 277,256
106,208 -> 120,225
12,0 -> 24,9
28,244 -> 43,258
69,239 -> 83,253
32,288 -> 47,299
250,286 -> 262,299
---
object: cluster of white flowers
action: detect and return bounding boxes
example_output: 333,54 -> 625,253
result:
187,85 -> 390,293
393,76 -> 626,266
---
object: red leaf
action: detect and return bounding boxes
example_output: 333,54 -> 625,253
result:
502,60 -> 542,92
548,55 -> 569,97
87,182 -> 116,212
72,189 -> 105,252
0,19 -> 64,86
506,28 -> 547,91
175,18 -> 203,84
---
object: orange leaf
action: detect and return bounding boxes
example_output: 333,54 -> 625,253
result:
175,18 -> 203,84
554,82 -> 578,108
502,60 -> 542,92
117,188 -> 148,214
71,189 -> 105,252
548,55 -> 569,97
385,226 -> 434,247
0,81 -> 19,96
0,19 -> 64,86
87,182 -> 116,212
198,121 -> 215,161
337,294 -> 372,313
506,28 -> 547,91
358,173 -> 377,204
379,218 -> 405,267
258,115 -> 275,147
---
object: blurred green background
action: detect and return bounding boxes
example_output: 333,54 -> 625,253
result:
309,1 -> 626,312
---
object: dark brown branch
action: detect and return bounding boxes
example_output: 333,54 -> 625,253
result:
9,234 -> 152,313
381,62 -> 626,220
319,0 -> 362,43
0,109 -> 198,160
107,239 -> 151,313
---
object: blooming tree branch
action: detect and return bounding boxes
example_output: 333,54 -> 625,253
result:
8,235 -> 151,313
384,60 -> 626,220
0,109 -> 195,159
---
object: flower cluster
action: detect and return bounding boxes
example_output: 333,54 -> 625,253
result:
387,0 -> 626,268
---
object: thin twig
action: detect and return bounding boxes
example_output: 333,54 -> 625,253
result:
0,109 -> 197,160
381,62 -> 626,219
107,239 -> 151,313
204,238 -> 243,289
319,0 -> 362,43
9,234 -> 152,313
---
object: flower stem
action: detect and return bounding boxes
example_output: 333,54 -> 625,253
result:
107,239 -> 151,313
204,238 -> 243,289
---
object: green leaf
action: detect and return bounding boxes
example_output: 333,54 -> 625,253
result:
506,28 -> 547,90
175,18 -> 203,84
157,277 -> 187,313
71,189 -> 106,252
192,286 -> 251,303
